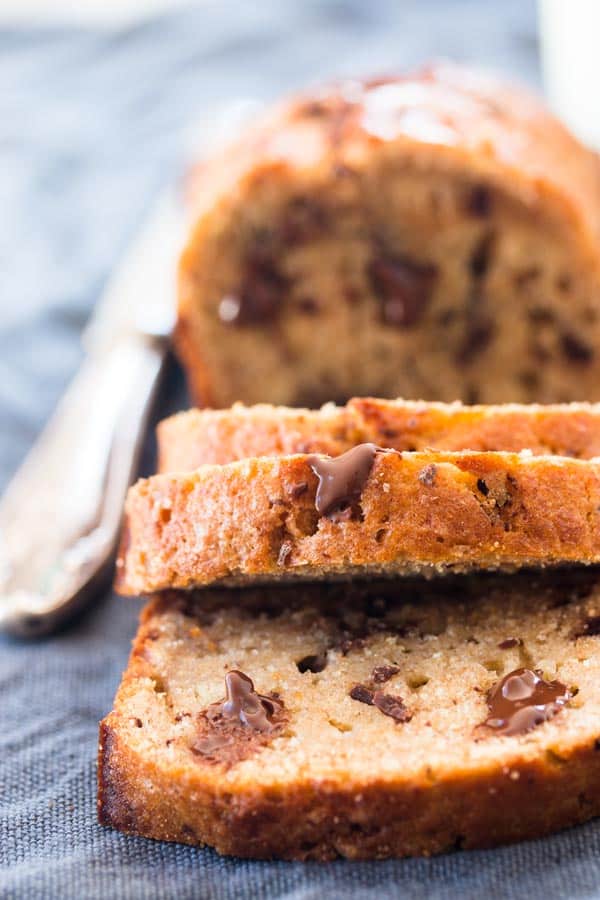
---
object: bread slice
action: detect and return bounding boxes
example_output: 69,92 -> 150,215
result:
176,63 -> 600,408
157,398 -> 600,472
99,572 -> 600,860
116,447 -> 600,595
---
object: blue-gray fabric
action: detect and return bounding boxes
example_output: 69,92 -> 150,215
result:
2,2 -> 598,897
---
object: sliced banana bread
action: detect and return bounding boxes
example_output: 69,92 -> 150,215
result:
99,572 -> 600,859
177,63 -> 600,408
116,447 -> 600,594
158,398 -> 600,472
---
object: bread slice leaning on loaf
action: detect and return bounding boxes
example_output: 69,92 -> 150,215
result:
99,572 -> 600,860
116,447 -> 600,594
157,398 -> 600,472
176,62 -> 600,408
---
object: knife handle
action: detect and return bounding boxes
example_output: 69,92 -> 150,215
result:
0,334 -> 167,637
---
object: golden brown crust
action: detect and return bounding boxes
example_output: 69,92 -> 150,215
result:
157,398 -> 600,472
99,576 -> 600,859
116,449 -> 600,595
176,63 -> 600,408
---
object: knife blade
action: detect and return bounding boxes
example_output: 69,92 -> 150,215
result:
0,188 -> 184,637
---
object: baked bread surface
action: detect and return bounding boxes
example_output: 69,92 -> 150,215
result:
116,449 -> 600,594
99,573 -> 600,859
158,398 -> 600,472
177,63 -> 600,408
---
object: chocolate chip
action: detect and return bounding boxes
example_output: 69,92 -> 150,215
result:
465,385 -> 480,405
372,691 -> 411,723
498,638 -> 522,650
518,370 -> 540,391
477,478 -> 489,496
368,255 -> 437,327
595,738 -> 600,751
192,671 -> 287,766
557,274 -> 572,293
469,232 -> 495,280
307,443 -> 380,521
466,185 -> 492,217
561,333 -> 594,365
296,297 -> 320,316
297,653 -> 328,674
418,463 -> 437,487
527,305 -> 554,323
281,197 -> 327,245
350,684 -> 374,705
371,664 -> 400,683
340,635 -> 366,656
220,254 -> 289,326
481,668 -> 571,736
456,317 -> 496,366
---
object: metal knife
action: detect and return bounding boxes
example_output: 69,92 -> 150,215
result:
0,99 -> 262,638
0,189 -> 185,637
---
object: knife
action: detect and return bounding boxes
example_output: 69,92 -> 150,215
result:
0,189 -> 184,637
0,99 -> 263,638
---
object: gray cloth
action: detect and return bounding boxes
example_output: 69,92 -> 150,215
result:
2,1 -> 598,896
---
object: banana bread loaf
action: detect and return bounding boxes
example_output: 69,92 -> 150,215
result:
176,63 -> 600,408
99,571 -> 600,859
116,447 -> 600,594
158,398 -> 600,472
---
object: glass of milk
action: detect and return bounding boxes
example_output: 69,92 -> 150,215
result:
538,0 -> 600,148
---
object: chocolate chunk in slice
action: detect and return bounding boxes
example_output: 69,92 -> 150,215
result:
560,333 -> 594,365
368,255 -> 437,327
372,691 -> 411,723
192,671 -> 286,766
481,667 -> 571,737
219,255 -> 289,325
307,443 -> 381,522
349,684 -> 375,705
371,664 -> 400,683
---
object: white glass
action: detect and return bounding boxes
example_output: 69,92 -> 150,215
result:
539,0 -> 600,148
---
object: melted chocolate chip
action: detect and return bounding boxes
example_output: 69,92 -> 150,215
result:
482,667 -> 571,737
192,671 -> 286,765
418,464 -> 437,486
219,671 -> 280,730
368,256 -> 437,327
297,653 -> 328,674
561,333 -> 594,365
498,638 -> 522,650
371,664 -> 400,683
575,615 -> 600,638
307,443 -> 380,522
477,478 -> 489,496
